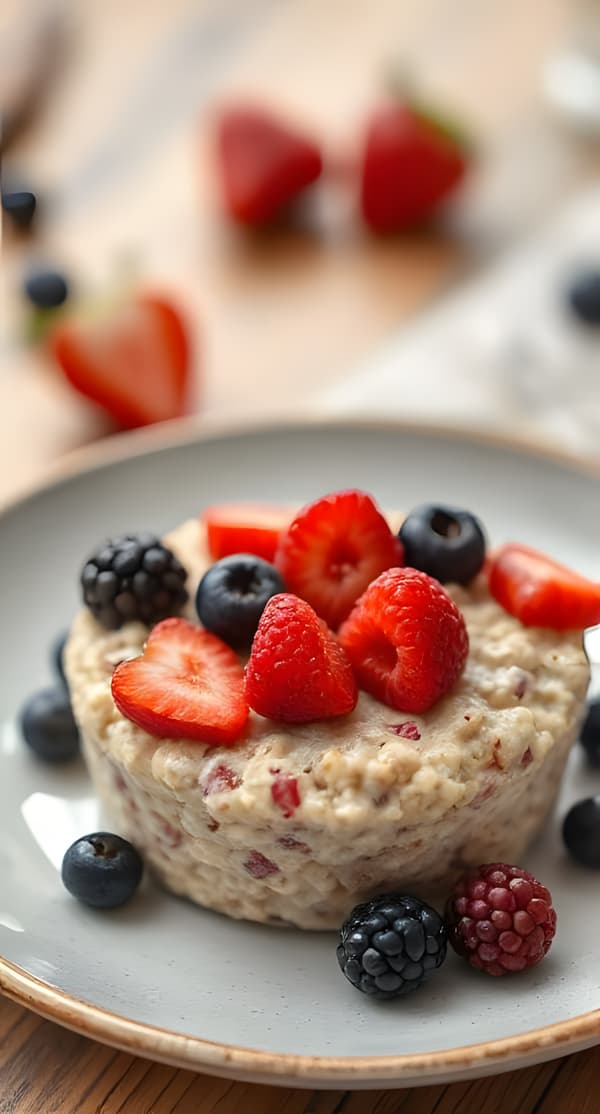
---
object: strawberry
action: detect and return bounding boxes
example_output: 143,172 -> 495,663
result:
111,618 -> 248,744
360,101 -> 468,233
487,543 -> 600,630
245,593 -> 358,724
338,567 -> 469,713
202,502 -> 294,563
275,490 -> 402,630
49,293 -> 191,429
215,105 -> 322,225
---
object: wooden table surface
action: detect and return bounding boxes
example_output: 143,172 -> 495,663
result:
2,1 -> 600,1110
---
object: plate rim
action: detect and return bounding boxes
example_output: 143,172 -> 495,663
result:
2,413 -> 600,1084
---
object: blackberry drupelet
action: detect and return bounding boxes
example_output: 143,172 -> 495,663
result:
337,894 -> 447,999
81,533 -> 188,629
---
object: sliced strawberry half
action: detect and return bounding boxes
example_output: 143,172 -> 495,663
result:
275,489 -> 403,630
111,618 -> 248,744
488,543 -> 600,630
201,502 -> 295,563
245,593 -> 358,724
49,292 -> 191,430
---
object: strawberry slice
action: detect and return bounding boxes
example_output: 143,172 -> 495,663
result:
488,543 -> 600,630
245,593 -> 358,724
275,490 -> 403,630
360,101 -> 469,233
201,502 -> 294,563
49,293 -> 191,429
111,618 -> 248,744
215,106 -> 322,225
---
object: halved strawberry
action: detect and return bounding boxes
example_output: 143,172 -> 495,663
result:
49,293 -> 192,429
215,105 -> 322,225
111,618 -> 248,744
488,543 -> 600,630
245,593 -> 358,724
275,490 -> 403,630
201,502 -> 294,563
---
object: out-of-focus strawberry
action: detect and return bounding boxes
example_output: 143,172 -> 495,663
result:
49,292 -> 192,429
360,100 -> 469,233
215,105 -> 322,225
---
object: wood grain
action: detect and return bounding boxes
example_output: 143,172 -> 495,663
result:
2,0 -> 600,1110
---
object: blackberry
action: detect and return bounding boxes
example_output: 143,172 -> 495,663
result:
399,504 -> 486,585
445,863 -> 556,976
336,893 -> 447,999
580,699 -> 600,768
81,533 -> 188,630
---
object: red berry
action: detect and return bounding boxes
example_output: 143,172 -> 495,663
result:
201,763 -> 242,796
201,502 -> 294,563
244,850 -> 279,878
338,567 -> 468,713
270,771 -> 301,817
111,617 -> 248,745
488,543 -> 600,630
50,293 -> 191,430
275,489 -> 402,630
215,106 -> 322,225
360,102 -> 468,233
445,863 -> 557,976
245,593 -> 358,724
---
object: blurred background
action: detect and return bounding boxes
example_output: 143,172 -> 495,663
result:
2,0 -> 600,504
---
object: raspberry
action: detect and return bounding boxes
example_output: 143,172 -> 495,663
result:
445,863 -> 557,976
244,593 -> 358,724
338,567 -> 468,713
275,489 -> 402,630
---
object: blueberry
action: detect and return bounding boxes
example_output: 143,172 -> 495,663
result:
563,797 -> 600,868
20,687 -> 80,763
567,269 -> 600,327
580,700 -> 600,768
196,553 -> 285,648
399,504 -> 486,584
23,268 -> 69,309
53,630 -> 69,689
2,189 -> 37,231
61,833 -> 143,908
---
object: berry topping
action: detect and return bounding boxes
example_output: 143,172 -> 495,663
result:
2,189 -> 37,232
215,105 -> 322,225
271,772 -> 301,817
196,553 -> 285,649
53,629 -> 69,689
61,832 -> 143,909
487,543 -> 600,630
360,101 -> 469,233
337,894 -> 447,999
49,293 -> 191,430
81,533 -> 188,630
562,796 -> 600,868
567,268 -> 600,327
19,687 -> 80,763
23,267 -> 69,309
245,593 -> 358,724
580,699 -> 600,768
445,863 -> 557,976
111,617 -> 249,744
244,850 -> 280,878
275,490 -> 402,630
339,567 -> 468,713
399,504 -> 486,584
202,503 -> 294,563
201,763 -> 242,796
387,721 -> 421,740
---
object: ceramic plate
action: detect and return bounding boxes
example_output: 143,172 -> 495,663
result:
1,419 -> 599,1090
